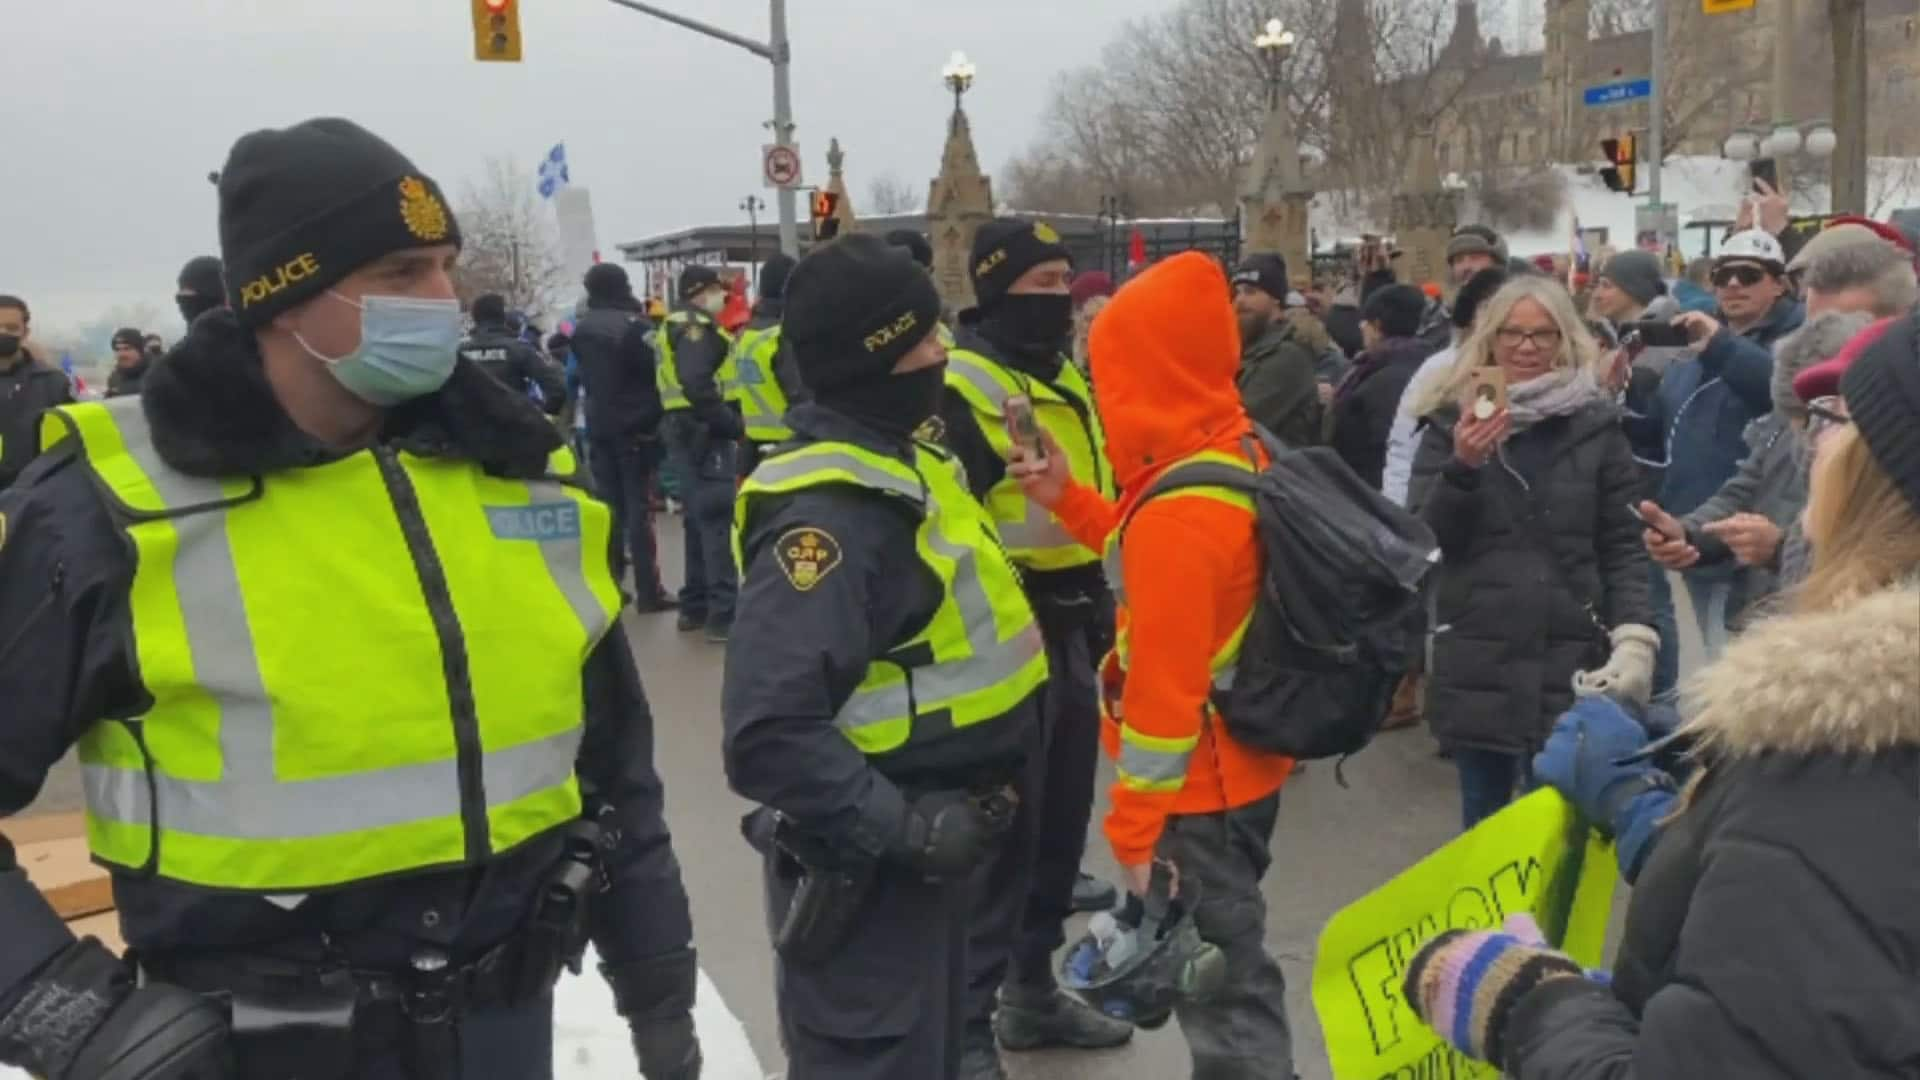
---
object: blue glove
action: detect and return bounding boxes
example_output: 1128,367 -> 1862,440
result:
1532,698 -> 1675,884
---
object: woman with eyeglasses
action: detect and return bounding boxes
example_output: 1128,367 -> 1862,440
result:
1396,306 -> 1920,1080
1407,276 -> 1654,829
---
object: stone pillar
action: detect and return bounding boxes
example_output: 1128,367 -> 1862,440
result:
927,108 -> 995,311
1239,89 -> 1313,284
824,137 -> 858,233
1391,128 -> 1459,291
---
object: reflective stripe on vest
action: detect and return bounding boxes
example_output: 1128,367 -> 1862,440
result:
728,324 -> 792,442
735,440 -> 1046,756
44,398 -> 620,892
1104,450 -> 1258,794
944,349 -> 1113,571
656,310 -> 734,412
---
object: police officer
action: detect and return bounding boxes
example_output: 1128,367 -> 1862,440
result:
175,255 -> 226,326
937,218 -> 1131,1076
657,264 -> 742,642
724,234 -> 1044,1080
573,263 -> 673,611
460,292 -> 565,414
0,294 -> 73,492
0,118 -> 701,1080
727,252 -> 804,474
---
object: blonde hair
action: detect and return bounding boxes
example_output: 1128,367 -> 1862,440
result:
1408,276 -> 1603,418
1795,425 -> 1920,613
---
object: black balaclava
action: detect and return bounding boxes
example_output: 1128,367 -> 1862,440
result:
785,235 -> 946,439
968,218 -> 1073,378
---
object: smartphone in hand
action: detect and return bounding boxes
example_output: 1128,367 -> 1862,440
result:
1749,158 -> 1779,194
1622,319 -> 1690,349
1004,394 -> 1046,464
1464,367 -> 1508,421
1630,502 -> 1682,541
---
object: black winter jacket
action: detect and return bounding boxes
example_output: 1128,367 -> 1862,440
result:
571,302 -> 664,439
0,352 -> 73,490
1237,318 -> 1322,449
1408,401 -> 1652,753
1329,335 -> 1438,489
105,358 -> 150,400
458,321 -> 565,415
1503,582 -> 1920,1078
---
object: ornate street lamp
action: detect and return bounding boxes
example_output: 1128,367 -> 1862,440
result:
942,50 -> 977,115
1253,17 -> 1296,107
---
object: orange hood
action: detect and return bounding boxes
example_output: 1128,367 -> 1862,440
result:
1088,252 -> 1254,505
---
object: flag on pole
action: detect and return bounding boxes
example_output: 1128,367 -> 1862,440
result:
1569,214 -> 1587,293
1127,229 -> 1147,270
59,352 -> 90,397
537,143 -> 570,200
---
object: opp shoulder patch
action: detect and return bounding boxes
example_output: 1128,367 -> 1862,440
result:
774,526 -> 843,592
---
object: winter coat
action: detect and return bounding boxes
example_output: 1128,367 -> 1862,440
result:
1237,317 -> 1322,448
1383,346 -> 1459,507
1408,403 -> 1652,754
1678,413 -> 1808,615
0,350 -> 74,490
105,358 -> 150,399
1325,300 -> 1365,360
1281,308 -> 1350,385
1416,298 -> 1452,352
1623,297 -> 1802,523
1503,581 -> 1920,1078
1329,335 -> 1438,490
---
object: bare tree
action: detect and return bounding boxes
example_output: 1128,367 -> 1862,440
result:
453,157 -> 568,317
866,172 -> 920,214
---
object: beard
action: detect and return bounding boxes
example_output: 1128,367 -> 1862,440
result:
1236,309 -> 1271,346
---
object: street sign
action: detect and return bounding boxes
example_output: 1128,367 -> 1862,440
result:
762,144 -> 802,189
1703,0 -> 1753,12
1583,79 -> 1652,107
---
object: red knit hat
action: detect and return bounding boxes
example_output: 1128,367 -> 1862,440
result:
1070,270 -> 1115,311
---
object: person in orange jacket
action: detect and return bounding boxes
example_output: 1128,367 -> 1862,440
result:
1008,250 -> 1294,1076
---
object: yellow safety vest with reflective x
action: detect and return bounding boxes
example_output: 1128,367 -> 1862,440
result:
40,397 -> 622,893
654,309 -> 734,413
1103,450 -> 1257,794
732,440 -> 1048,756
726,323 -> 791,442
945,348 -> 1114,572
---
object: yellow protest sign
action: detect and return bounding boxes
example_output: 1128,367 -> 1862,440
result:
1703,0 -> 1753,12
1313,789 -> 1617,1080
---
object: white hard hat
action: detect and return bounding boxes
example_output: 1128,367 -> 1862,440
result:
1716,229 -> 1786,271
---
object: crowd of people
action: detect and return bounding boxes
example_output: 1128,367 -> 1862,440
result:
0,112 -> 1915,1080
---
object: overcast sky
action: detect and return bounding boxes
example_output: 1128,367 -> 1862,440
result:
4,0 -> 1175,337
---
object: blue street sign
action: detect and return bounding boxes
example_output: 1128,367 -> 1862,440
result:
1584,78 -> 1653,107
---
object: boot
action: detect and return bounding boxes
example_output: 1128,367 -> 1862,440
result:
994,986 -> 1133,1051
958,1025 -> 1006,1080
1070,871 -> 1118,913
1382,671 -> 1425,731
675,612 -> 703,633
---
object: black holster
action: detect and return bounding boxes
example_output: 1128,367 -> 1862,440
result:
223,967 -> 357,1080
508,818 -> 602,1001
772,818 -> 877,968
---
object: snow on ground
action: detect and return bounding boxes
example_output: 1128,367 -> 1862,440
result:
0,951 -> 766,1080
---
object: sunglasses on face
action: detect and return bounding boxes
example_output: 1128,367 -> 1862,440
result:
1712,265 -> 1769,288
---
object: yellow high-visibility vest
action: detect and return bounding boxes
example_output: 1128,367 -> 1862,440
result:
727,323 -> 791,443
1103,449 -> 1257,795
944,348 -> 1114,572
655,309 -> 733,413
42,397 -> 620,892
734,439 -> 1047,756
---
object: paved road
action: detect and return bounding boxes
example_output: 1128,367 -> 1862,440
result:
28,525 -> 1699,1079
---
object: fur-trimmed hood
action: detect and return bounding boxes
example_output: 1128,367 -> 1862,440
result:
1682,582 -> 1920,757
143,307 -> 561,479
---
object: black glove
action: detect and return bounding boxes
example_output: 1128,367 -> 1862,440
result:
891,791 -> 997,880
601,948 -> 701,1080
0,938 -> 228,1080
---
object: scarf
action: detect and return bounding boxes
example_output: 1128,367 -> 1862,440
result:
1506,367 -> 1606,430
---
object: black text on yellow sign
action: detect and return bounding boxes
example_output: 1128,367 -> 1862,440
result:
1702,0 -> 1753,12
472,0 -> 522,62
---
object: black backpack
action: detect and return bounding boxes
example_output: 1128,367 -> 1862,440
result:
1120,433 -> 1438,766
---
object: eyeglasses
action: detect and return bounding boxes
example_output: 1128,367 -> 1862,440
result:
1496,326 -> 1562,350
1806,395 -> 1852,441
1712,265 -> 1769,288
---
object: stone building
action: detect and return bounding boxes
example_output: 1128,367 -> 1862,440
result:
1337,0 -> 1920,177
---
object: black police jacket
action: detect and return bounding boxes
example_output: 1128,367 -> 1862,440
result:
0,352 -> 74,490
0,311 -> 694,1005
723,404 -> 1036,859
571,301 -> 664,440
662,304 -> 743,443
458,321 -> 565,415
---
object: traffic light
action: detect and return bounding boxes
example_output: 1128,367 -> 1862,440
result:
472,0 -> 522,62
811,190 -> 843,241
1600,134 -> 1637,194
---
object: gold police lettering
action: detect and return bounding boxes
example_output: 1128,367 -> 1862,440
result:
863,311 -> 920,353
975,249 -> 1008,278
239,253 -> 320,308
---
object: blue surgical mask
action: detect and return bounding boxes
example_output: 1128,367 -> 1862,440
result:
294,292 -> 462,406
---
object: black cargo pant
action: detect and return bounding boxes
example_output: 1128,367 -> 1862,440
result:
1159,792 -> 1293,1079
966,595 -> 1106,1023
665,414 -> 739,629
354,996 -> 556,1079
588,433 -> 666,602
765,847 -> 969,1080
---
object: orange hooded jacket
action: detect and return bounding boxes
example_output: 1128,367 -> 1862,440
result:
1048,252 -> 1294,868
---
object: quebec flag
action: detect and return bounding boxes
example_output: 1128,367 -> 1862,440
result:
537,143 -> 571,200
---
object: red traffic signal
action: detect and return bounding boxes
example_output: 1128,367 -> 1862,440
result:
472,0 -> 521,62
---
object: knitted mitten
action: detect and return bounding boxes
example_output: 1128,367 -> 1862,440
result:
1401,914 -> 1585,1067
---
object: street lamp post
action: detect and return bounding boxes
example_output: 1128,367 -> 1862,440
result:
740,195 -> 765,288
942,50 -> 977,124
1099,194 -> 1125,276
1253,17 -> 1296,109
